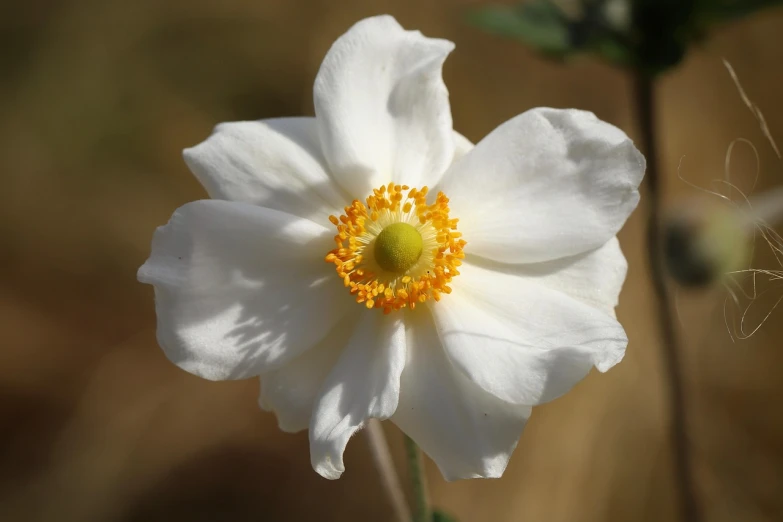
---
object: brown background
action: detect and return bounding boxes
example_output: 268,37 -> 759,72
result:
2,1 -> 783,521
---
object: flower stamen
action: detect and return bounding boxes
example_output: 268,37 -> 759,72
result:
325,183 -> 465,313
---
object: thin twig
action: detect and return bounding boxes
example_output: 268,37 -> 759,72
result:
365,419 -> 411,522
404,434 -> 431,522
634,71 -> 703,522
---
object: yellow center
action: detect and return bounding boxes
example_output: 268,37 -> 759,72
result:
325,183 -> 465,313
374,223 -> 423,273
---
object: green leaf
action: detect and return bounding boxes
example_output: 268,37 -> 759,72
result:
432,509 -> 459,522
467,1 -> 571,56
698,0 -> 783,23
591,36 -> 634,66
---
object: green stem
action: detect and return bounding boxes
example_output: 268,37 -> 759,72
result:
634,71 -> 702,522
404,435 -> 431,522
365,419 -> 411,522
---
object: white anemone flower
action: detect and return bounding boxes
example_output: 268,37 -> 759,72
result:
138,15 -> 644,481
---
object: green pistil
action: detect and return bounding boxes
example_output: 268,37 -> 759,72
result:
374,223 -> 423,273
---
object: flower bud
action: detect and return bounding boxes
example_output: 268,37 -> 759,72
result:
603,0 -> 631,32
663,199 -> 751,288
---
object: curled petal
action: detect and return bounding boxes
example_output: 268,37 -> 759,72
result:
393,309 -> 531,480
259,315 -> 360,433
183,118 -> 347,223
437,108 -> 644,264
430,261 -> 627,405
138,200 -> 350,380
314,15 -> 455,196
309,312 -> 406,479
467,237 -> 628,317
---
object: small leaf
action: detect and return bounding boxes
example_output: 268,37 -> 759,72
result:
591,36 -> 634,66
698,0 -> 783,23
432,509 -> 459,522
468,1 -> 571,56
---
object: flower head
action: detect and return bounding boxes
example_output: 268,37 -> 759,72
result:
138,15 -> 644,481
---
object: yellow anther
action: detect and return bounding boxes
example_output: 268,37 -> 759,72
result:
324,184 -> 465,312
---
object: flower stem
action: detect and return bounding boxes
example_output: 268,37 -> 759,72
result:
634,71 -> 702,522
404,434 -> 431,522
365,419 -> 411,522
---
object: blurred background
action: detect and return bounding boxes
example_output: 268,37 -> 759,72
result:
2,0 -> 783,520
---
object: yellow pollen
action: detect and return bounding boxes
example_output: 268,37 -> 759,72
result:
325,183 -> 465,313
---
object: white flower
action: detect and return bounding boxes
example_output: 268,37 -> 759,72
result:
138,15 -> 644,481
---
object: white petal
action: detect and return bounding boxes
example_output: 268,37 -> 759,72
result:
436,108 -> 644,264
467,237 -> 627,318
259,314 -> 359,433
314,15 -> 455,196
392,309 -> 531,480
453,130 -> 474,162
183,118 -> 347,223
430,261 -> 627,405
309,312 -> 406,479
137,200 -> 351,380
